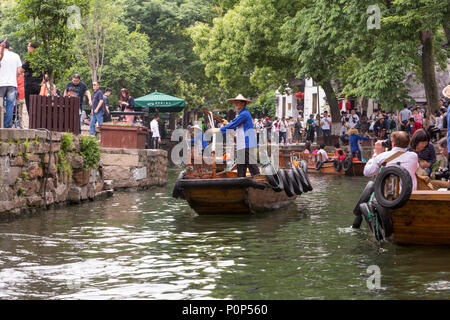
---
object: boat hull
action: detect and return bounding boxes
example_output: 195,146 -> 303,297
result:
178,178 -> 297,215
307,161 -> 366,176
389,191 -> 450,245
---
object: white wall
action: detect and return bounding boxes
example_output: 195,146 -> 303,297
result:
275,90 -> 299,119
304,78 -> 328,116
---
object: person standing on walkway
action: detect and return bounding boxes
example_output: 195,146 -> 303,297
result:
89,81 -> 104,135
0,40 -> 22,128
64,74 -> 92,129
150,115 -> 161,149
306,114 -> 315,143
321,111 -> 332,146
214,94 -> 260,178
119,88 -> 135,123
21,42 -> 43,113
399,104 -> 411,131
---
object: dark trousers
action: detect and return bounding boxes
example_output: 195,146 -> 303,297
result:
322,129 -> 331,145
152,137 -> 160,149
25,84 -> 41,113
236,148 -> 260,177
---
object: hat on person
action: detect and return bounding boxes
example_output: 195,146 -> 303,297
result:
348,128 -> 359,135
265,117 -> 269,120
227,94 -> 253,104
443,84 -> 450,99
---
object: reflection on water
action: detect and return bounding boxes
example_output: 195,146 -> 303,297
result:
0,171 -> 448,299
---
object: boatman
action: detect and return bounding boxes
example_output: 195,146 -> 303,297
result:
211,94 -> 260,178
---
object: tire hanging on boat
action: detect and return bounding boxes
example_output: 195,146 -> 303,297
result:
266,170 -> 284,192
373,200 -> 393,238
279,169 -> 296,197
374,165 -> 412,209
353,181 -> 375,217
343,157 -> 353,172
172,170 -> 186,199
294,165 -> 312,192
288,166 -> 303,195
333,159 -> 342,172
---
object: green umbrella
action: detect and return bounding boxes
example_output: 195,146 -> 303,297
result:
134,92 -> 186,112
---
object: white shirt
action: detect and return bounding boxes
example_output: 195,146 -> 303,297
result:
0,50 -> 22,87
321,116 -> 331,130
399,108 -> 411,122
436,116 -> 443,129
363,147 -> 419,190
279,121 -> 287,133
348,114 -> 359,128
318,149 -> 328,162
150,119 -> 160,138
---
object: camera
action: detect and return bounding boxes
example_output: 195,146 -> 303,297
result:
435,168 -> 449,181
381,139 -> 392,150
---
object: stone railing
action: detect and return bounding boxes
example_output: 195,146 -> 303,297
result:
0,129 -> 168,218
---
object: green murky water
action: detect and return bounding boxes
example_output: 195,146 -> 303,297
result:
0,170 -> 448,299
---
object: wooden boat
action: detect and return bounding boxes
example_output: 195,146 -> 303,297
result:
388,190 -> 450,245
173,169 -> 298,215
356,169 -> 450,245
388,176 -> 450,245
291,152 -> 366,176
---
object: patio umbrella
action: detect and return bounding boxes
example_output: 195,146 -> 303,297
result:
134,92 -> 186,112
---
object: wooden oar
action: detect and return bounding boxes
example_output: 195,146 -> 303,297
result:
201,107 -> 227,125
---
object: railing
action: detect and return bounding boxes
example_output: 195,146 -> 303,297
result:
29,95 -> 80,134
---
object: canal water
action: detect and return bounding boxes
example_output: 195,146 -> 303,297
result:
0,170 -> 448,300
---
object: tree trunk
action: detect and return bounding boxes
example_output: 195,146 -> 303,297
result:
321,80 -> 340,122
444,11 -> 450,46
419,30 -> 440,112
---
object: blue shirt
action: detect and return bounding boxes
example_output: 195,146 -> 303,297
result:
220,108 -> 257,150
447,111 -> 450,157
92,89 -> 104,112
349,134 -> 370,153
191,131 -> 208,150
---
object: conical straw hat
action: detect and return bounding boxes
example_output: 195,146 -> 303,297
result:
227,94 -> 253,104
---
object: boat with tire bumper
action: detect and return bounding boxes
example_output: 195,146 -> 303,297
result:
291,152 -> 366,176
172,162 -> 313,215
352,165 -> 450,245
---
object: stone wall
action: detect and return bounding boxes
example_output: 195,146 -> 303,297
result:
101,148 -> 168,190
0,129 -> 113,217
0,129 -> 168,218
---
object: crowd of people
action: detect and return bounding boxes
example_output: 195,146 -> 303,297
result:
0,39 -> 144,136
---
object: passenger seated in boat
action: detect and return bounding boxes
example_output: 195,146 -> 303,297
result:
334,143 -> 346,161
364,131 -> 419,190
409,129 -> 436,176
317,144 -> 329,162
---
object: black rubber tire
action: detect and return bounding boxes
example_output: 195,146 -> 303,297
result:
294,165 -> 313,192
374,165 -> 412,210
352,216 -> 363,229
315,160 -> 323,171
373,201 -> 393,238
288,167 -> 303,195
333,159 -> 342,172
343,157 -> 353,172
172,170 -> 186,199
301,160 -> 308,173
266,170 -> 284,192
353,181 -> 375,217
359,202 -> 375,234
279,169 -> 295,197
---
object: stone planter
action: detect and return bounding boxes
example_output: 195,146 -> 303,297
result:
100,125 -> 148,149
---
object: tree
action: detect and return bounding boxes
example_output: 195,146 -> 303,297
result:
190,0 -> 305,110
15,0 -> 90,90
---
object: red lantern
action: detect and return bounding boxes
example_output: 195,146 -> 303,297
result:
295,92 -> 304,98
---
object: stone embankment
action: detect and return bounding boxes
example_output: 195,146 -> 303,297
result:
0,129 -> 168,219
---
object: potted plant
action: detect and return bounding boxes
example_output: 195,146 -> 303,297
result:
100,122 -> 148,149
